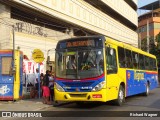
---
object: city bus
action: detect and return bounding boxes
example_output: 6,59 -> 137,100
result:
54,35 -> 159,106
0,50 -> 23,100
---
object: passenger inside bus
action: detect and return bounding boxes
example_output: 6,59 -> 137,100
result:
67,55 -> 76,69
119,56 -> 126,68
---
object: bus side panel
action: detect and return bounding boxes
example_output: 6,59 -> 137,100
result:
134,71 -> 146,94
126,70 -> 159,96
126,70 -> 135,96
146,72 -> 158,90
126,70 -> 146,96
106,75 -> 119,101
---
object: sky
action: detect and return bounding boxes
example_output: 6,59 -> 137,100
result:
138,0 -> 157,8
138,0 -> 158,15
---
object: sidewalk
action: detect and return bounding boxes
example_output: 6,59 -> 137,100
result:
0,98 -> 52,111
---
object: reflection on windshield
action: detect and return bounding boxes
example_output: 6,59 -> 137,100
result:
56,49 -> 104,79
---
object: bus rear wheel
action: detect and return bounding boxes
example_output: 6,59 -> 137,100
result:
114,85 -> 125,106
143,83 -> 150,96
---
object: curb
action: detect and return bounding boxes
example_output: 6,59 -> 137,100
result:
33,102 -> 74,111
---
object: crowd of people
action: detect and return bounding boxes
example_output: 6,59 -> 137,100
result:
32,69 -> 54,105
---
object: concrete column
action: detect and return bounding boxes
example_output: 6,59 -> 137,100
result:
0,3 -> 11,49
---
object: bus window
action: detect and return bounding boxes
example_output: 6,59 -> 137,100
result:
66,55 -> 76,69
125,49 -> 133,69
149,58 -> 154,70
118,47 -> 125,68
139,54 -> 145,70
149,58 -> 157,71
145,56 -> 150,70
153,59 -> 157,70
132,52 -> 139,69
1,57 -> 12,75
106,47 -> 117,74
56,49 -> 104,79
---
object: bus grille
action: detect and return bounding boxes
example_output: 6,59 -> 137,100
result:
62,82 -> 93,87
69,94 -> 87,98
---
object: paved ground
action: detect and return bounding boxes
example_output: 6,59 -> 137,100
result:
0,98 -> 52,111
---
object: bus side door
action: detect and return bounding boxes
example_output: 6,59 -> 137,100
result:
105,46 -> 119,101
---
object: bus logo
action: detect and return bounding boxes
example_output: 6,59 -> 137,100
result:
75,88 -> 80,92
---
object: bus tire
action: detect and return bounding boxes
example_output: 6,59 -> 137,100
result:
114,85 -> 125,106
143,83 -> 150,96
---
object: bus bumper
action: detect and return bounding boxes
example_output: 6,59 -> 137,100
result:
54,89 -> 107,102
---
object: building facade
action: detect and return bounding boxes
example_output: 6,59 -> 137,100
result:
0,0 -> 138,73
138,1 -> 160,50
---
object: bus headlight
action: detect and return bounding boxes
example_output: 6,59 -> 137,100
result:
91,81 -> 105,92
55,83 -> 65,92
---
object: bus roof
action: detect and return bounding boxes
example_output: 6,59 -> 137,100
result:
57,35 -> 104,42
57,35 -> 156,59
105,36 -> 156,59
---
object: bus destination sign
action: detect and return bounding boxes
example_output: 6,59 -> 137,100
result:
66,40 -> 95,48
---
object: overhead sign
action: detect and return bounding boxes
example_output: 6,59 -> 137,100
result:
32,49 -> 44,63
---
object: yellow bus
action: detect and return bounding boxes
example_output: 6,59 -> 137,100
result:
0,50 -> 23,100
54,36 -> 159,106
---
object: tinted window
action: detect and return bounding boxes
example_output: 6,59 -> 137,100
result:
132,52 -> 139,69
125,49 -> 133,68
106,47 -> 117,74
145,56 -> 150,70
153,59 -> 157,70
149,58 -> 154,70
118,47 -> 125,68
149,58 -> 157,70
139,54 -> 145,70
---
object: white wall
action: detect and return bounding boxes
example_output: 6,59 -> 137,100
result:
101,0 -> 138,26
13,0 -> 138,46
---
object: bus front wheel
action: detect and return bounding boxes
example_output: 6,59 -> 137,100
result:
115,85 -> 125,106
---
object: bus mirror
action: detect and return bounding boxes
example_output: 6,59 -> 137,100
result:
47,56 -> 50,64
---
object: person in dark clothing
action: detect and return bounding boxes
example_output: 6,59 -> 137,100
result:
41,70 -> 51,104
43,70 -> 50,86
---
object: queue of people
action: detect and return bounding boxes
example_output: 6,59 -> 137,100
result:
32,69 -> 55,105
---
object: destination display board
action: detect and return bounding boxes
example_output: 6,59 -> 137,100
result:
56,37 -> 104,49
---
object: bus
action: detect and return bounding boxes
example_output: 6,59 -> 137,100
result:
54,35 -> 159,106
0,50 -> 23,100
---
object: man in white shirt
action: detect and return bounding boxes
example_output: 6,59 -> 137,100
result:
35,68 -> 39,91
48,71 -> 54,101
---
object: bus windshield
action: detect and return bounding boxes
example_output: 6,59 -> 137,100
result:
55,49 -> 104,79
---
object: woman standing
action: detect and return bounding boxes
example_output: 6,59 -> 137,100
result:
41,70 -> 51,104
48,71 -> 54,101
